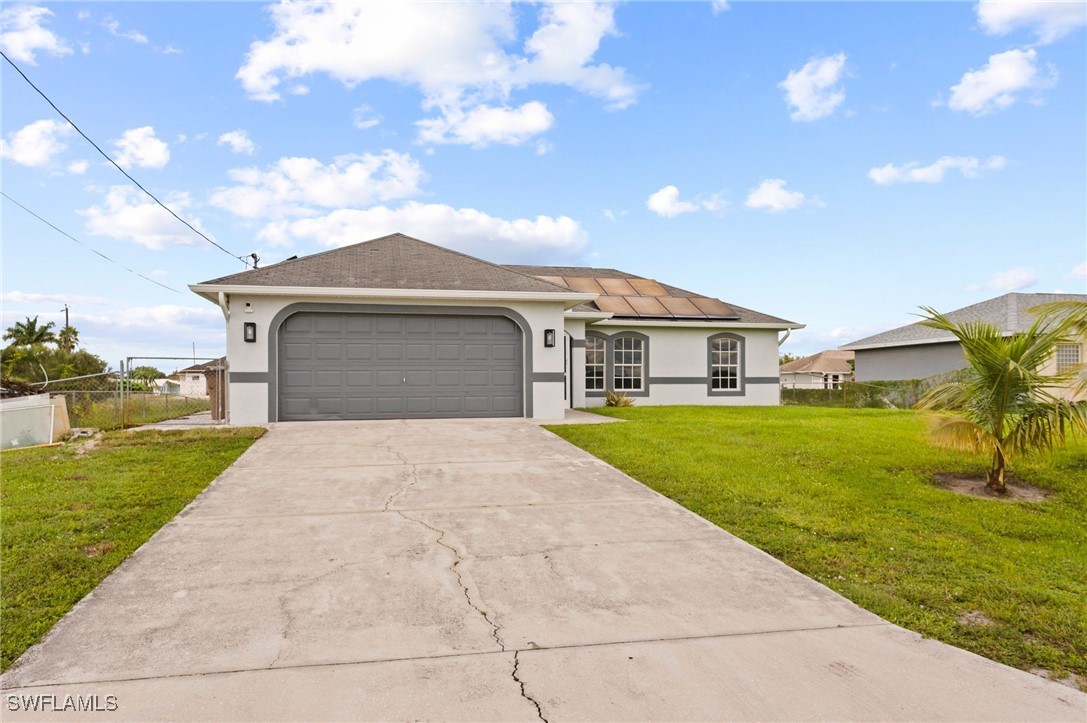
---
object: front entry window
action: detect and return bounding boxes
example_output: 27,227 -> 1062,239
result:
586,336 -> 606,391
613,336 -> 644,391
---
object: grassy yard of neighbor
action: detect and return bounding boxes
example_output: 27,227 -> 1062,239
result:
0,427 -> 265,670
547,406 -> 1087,690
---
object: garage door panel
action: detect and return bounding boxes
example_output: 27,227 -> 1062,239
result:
278,312 -> 523,420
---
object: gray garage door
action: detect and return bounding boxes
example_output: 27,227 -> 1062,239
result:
277,312 -> 524,421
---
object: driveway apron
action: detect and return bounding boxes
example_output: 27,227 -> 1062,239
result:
2,419 -> 1084,721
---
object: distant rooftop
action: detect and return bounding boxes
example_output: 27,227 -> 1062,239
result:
780,350 -> 854,374
840,293 -> 1087,351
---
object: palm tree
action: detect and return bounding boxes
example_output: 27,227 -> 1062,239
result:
57,325 -> 80,352
3,316 -> 58,347
1031,299 -> 1087,396
916,306 -> 1087,492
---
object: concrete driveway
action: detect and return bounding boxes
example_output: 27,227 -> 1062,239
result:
3,419 -> 1084,721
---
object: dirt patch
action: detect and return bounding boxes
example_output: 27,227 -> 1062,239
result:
933,473 -> 1050,502
958,610 -> 993,626
81,542 -> 115,558
71,437 -> 101,458
1030,668 -> 1087,692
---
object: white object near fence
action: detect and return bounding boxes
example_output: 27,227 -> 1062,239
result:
1,394 -> 56,450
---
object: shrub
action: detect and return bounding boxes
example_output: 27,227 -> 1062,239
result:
604,389 -> 635,407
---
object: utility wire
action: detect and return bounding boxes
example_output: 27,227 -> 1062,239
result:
2,191 -> 183,294
1,50 -> 252,268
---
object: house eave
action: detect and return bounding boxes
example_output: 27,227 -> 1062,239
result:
590,318 -> 804,330
839,336 -> 960,351
189,284 -> 598,309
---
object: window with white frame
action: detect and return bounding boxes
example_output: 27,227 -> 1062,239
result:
1056,343 -> 1081,372
710,336 -> 740,390
613,336 -> 644,391
585,336 -> 606,391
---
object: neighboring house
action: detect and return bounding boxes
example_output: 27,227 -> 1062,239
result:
840,292 -> 1086,395
174,357 -> 226,398
190,233 -> 802,423
151,378 -> 181,395
780,350 -> 854,389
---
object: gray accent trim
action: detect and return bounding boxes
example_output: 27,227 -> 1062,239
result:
649,377 -> 709,385
745,376 -> 779,384
584,329 -> 650,398
265,303 -> 534,421
570,338 -> 586,348
229,371 -> 271,383
532,372 -> 565,383
708,332 -> 745,397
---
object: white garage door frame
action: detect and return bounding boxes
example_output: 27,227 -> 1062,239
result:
263,302 -> 538,421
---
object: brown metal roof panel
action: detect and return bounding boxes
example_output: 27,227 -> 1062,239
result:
564,277 -> 605,294
537,275 -> 569,288
594,296 -> 638,315
691,297 -> 740,318
625,296 -> 672,316
597,277 -> 638,296
628,278 -> 668,296
658,296 -> 705,317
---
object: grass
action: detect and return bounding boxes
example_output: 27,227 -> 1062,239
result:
61,392 -> 211,430
547,406 -> 1087,690
0,427 -> 264,670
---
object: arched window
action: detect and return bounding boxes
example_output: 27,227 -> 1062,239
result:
708,333 -> 744,395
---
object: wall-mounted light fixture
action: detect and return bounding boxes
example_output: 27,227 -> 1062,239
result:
544,329 -> 556,347
243,322 -> 257,343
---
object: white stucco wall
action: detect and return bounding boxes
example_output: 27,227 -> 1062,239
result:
580,322 -> 782,407
218,293 -> 569,424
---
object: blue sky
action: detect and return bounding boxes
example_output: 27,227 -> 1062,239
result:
2,1 -> 1085,369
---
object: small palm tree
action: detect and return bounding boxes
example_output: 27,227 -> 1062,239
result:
3,316 -> 58,347
57,325 -> 80,352
916,306 -> 1087,492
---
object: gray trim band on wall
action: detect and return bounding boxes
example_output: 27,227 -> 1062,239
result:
264,302 -> 535,422
229,371 -> 271,383
745,376 -> 779,384
532,372 -> 566,383
645,376 -> 778,385
570,338 -> 586,348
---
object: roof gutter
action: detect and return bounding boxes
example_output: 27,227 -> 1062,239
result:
217,291 -> 229,322
778,328 -> 791,347
590,318 -> 805,331
189,284 -> 598,310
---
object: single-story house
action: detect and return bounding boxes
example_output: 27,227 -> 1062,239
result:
173,357 -> 226,397
151,378 -> 182,395
780,350 -> 854,389
190,233 -> 802,424
840,292 -> 1086,393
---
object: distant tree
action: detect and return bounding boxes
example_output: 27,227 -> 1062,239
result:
129,365 -> 165,381
1,346 -> 108,382
779,353 -> 800,365
57,325 -> 80,352
3,316 -> 57,347
916,306 -> 1087,492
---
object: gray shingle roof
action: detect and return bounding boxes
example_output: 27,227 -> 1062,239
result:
198,233 -> 573,294
840,293 -> 1087,350
504,264 -> 798,325
780,350 -> 854,374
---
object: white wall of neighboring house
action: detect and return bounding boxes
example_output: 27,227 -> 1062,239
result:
780,371 -> 849,389
177,373 -> 208,398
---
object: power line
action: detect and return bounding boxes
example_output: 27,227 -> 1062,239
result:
1,191 -> 183,294
1,50 -> 252,268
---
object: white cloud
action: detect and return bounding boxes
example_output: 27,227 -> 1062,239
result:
113,126 -> 170,169
66,159 -> 89,175
779,52 -> 848,122
948,48 -> 1057,115
258,201 -> 588,262
868,155 -> 1007,185
711,1 -> 730,14
0,119 -> 71,167
603,209 -> 628,223
104,17 -> 148,44
82,186 -> 213,250
352,105 -> 382,130
0,5 -> 71,64
417,101 -> 554,147
744,179 -> 811,212
210,151 -> 425,220
976,1 -> 1086,44
967,266 -> 1039,292
0,291 -> 106,305
645,185 -> 724,218
217,129 -> 255,155
236,1 -> 639,146
1068,262 -> 1086,280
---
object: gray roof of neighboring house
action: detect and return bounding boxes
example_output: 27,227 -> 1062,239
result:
198,233 -> 573,294
780,350 -> 854,374
177,356 -> 226,374
840,293 -> 1087,351
504,264 -> 798,325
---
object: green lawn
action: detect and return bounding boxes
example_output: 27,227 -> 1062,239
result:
547,406 -> 1087,690
0,427 -> 264,670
